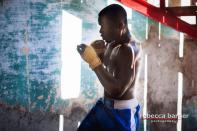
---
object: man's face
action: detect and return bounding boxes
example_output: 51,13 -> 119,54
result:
99,16 -> 119,43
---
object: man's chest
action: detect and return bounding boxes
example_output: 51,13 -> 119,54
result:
103,44 -> 114,65
103,44 -> 120,73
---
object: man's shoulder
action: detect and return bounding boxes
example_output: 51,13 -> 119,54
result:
130,41 -> 141,55
118,43 -> 133,56
111,43 -> 133,62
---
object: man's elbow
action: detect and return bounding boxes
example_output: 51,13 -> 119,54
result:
109,86 -> 125,99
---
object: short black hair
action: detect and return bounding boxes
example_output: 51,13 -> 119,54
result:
98,4 -> 128,25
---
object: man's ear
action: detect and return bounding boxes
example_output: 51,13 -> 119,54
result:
118,21 -> 125,29
119,21 -> 126,36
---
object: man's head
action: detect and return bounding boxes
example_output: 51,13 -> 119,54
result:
98,4 -> 130,43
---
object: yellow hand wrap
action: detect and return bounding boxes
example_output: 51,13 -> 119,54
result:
81,45 -> 102,69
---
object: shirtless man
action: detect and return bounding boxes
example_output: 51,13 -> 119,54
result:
77,4 -> 140,131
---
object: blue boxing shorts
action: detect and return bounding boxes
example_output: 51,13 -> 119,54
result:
78,98 -> 140,131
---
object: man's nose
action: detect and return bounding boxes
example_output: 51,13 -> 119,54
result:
99,28 -> 102,34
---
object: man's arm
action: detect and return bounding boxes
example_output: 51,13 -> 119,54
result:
77,44 -> 134,99
94,45 -> 134,98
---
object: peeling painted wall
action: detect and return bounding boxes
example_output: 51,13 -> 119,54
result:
143,26 -> 180,131
0,0 -> 107,112
0,0 -> 107,130
182,39 -> 197,130
0,0 -> 62,111
135,22 -> 197,131
0,0 -> 144,113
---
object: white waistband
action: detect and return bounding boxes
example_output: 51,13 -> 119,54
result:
113,98 -> 139,110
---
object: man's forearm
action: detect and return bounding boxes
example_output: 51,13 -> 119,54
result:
94,65 -> 121,97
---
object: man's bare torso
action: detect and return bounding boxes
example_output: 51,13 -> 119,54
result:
103,42 -> 137,100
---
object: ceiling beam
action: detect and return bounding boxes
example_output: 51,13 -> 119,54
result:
166,6 -> 197,16
117,0 -> 197,39
160,0 -> 165,9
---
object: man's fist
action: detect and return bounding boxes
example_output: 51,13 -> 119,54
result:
77,44 -> 102,69
90,40 -> 106,55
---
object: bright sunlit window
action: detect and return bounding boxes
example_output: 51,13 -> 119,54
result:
146,17 -> 148,40
177,72 -> 183,131
165,0 -> 169,7
181,0 -> 191,6
179,33 -> 184,58
143,54 -> 148,131
180,0 -> 195,25
59,115 -> 64,131
147,0 -> 160,7
61,10 -> 82,99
